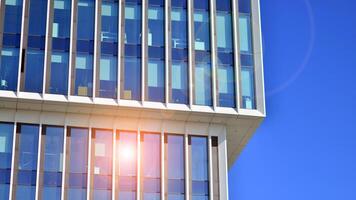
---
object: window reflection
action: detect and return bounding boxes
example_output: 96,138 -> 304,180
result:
40,126 -> 64,200
0,123 -> 14,200
66,128 -> 89,200
92,129 -> 113,200
166,135 -> 185,200
190,136 -> 209,200
14,124 -> 40,200
116,132 -> 137,200
142,133 -> 161,200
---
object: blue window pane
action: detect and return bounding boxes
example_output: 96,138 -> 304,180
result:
0,123 -> 14,200
216,0 -> 231,11
93,130 -> 113,199
167,135 -> 185,198
28,0 -> 47,37
67,128 -> 88,200
98,55 -> 117,98
172,0 -> 186,8
24,50 -> 44,93
239,0 -> 251,14
0,48 -> 19,91
77,0 -> 95,41
216,12 -> 233,53
191,137 -> 209,199
241,67 -> 256,109
147,59 -> 164,102
74,54 -> 93,97
194,11 -> 210,51
239,15 -> 252,54
123,57 -> 141,100
171,61 -> 188,104
49,52 -> 69,95
41,126 -> 64,200
53,0 -> 71,40
171,8 -> 187,49
193,0 -> 209,10
15,124 -> 39,200
195,62 -> 212,106
117,132 -> 137,198
217,65 -> 235,107
142,134 -> 161,199
125,3 -> 141,45
3,0 -> 23,34
101,1 -> 118,43
148,6 -> 164,47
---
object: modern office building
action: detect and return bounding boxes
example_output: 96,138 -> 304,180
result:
0,0 -> 265,199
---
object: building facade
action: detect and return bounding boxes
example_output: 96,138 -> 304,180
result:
0,0 -> 265,199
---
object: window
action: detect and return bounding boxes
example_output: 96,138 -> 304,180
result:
40,126 -> 64,200
216,0 -> 235,108
98,0 -> 118,99
166,135 -> 185,200
141,133 -> 161,200
147,59 -> 165,102
193,0 -> 212,106
170,3 -> 188,104
122,2 -> 142,100
241,67 -> 255,109
116,132 -> 137,200
72,0 -> 95,97
66,128 -> 89,200
239,15 -> 252,54
47,0 -> 71,95
0,0 -> 23,91
0,123 -> 14,200
21,0 -> 47,93
14,124 -> 40,200
92,129 -> 113,200
0,48 -> 19,91
190,136 -> 209,200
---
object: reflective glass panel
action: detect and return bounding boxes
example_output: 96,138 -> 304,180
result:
167,135 -> 185,200
0,48 -> 19,91
15,124 -> 39,200
0,123 -> 14,200
147,59 -> 164,102
171,61 -> 188,104
41,126 -> 64,200
67,128 -> 88,200
93,130 -> 113,200
117,132 -> 137,200
98,55 -> 117,98
194,62 -> 212,106
241,67 -> 255,109
49,52 -> 69,95
101,0 -> 118,43
123,57 -> 141,100
24,50 -> 44,93
74,54 -> 93,97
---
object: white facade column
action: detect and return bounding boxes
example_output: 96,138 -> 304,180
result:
42,0 -> 53,95
34,124 -> 43,200
187,0 -> 194,107
233,0 -> 242,111
8,122 -> 17,200
137,128 -> 141,199
61,125 -> 68,200
86,127 -> 93,200
93,0 -> 101,99
210,0 -> 218,110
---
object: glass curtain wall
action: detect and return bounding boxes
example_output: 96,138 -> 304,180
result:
190,136 -> 209,200
48,0 -> 71,95
14,124 -> 39,200
66,128 -> 89,200
91,129 -> 113,200
98,0 -> 118,98
122,0 -> 142,101
147,0 -> 165,102
193,0 -> 212,106
40,126 -> 64,200
239,0 -> 255,109
0,0 -> 23,91
165,135 -> 185,200
116,131 -> 137,200
22,0 -> 47,93
141,133 -> 161,200
170,0 -> 188,104
216,0 -> 235,108
73,0 -> 95,97
0,123 -> 14,200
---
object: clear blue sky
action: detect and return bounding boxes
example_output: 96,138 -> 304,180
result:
229,0 -> 356,199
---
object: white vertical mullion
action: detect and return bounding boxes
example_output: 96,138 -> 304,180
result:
164,0 -> 170,105
93,0 -> 101,99
8,122 -> 17,200
210,0 -> 217,110
187,0 -> 194,108
112,125 -> 117,200
35,123 -> 43,200
218,128 -> 229,200
68,0 -> 77,96
61,125 -> 68,200
232,0 -> 241,112
117,1 -> 122,102
42,0 -> 52,96
0,0 -> 5,50
161,130 -> 165,200
137,128 -> 141,200
86,127 -> 93,200
16,0 -> 28,93
184,133 -> 189,200
208,135 -> 214,200
141,0 -> 147,102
